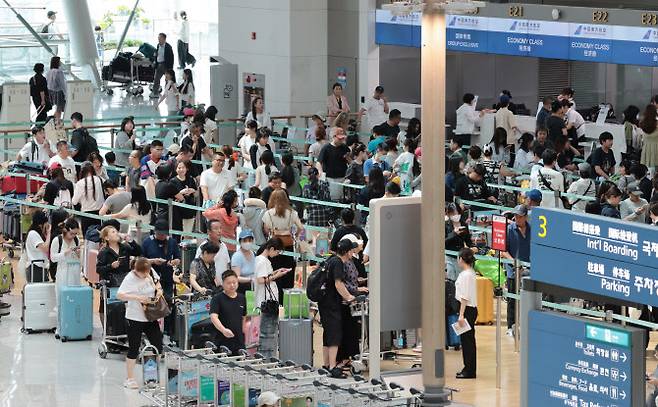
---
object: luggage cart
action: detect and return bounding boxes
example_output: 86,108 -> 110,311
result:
172,292 -> 212,350
350,295 -> 369,375
97,281 -> 129,358
101,55 -> 154,97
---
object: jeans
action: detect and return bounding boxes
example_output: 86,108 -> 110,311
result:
258,312 -> 279,359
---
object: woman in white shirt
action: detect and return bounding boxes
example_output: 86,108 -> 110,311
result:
50,217 -> 81,293
204,106 -> 219,144
254,238 -> 291,358
89,152 -> 109,181
25,211 -> 51,283
245,96 -> 271,129
117,258 -> 163,389
72,162 -> 105,234
111,185 -> 152,238
157,69 -> 180,116
514,133 -> 534,171
454,93 -> 485,148
455,247 -> 478,379
178,69 -> 195,107
254,150 -> 278,190
239,120 -> 259,169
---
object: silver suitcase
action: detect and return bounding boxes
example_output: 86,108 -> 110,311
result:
22,263 -> 57,334
278,318 -> 313,366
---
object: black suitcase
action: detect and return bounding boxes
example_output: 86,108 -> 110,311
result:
102,65 -> 112,81
105,301 -> 127,336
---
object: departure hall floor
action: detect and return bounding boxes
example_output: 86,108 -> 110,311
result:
2,255 -> 657,407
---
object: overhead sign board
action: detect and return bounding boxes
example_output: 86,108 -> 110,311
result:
528,311 -> 644,407
376,10 -> 658,67
530,207 -> 658,305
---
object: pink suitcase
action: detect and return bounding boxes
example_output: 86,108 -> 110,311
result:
83,241 -> 100,284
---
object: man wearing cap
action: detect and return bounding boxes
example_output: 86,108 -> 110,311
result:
454,163 -> 496,212
41,11 -> 63,40
523,189 -> 542,209
494,95 -> 518,145
317,238 -> 358,378
566,163 -> 596,212
501,204 -> 531,336
590,132 -> 616,181
142,219 -> 181,336
17,125 -> 54,164
361,86 -> 389,132
363,142 -> 391,183
621,183 -> 649,223
316,127 -> 350,201
48,140 -> 77,184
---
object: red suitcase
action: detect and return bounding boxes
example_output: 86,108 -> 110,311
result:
0,176 -> 45,194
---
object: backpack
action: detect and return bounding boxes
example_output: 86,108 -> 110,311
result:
445,279 -> 461,315
306,258 -> 332,302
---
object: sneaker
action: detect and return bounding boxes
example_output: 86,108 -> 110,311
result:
329,367 -> 347,379
123,379 -> 139,389
506,329 -> 514,337
412,345 -> 422,353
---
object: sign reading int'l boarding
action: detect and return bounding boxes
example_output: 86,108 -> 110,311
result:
530,208 -> 658,306
492,215 -> 507,251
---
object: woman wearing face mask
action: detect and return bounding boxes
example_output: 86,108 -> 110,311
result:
254,238 -> 291,358
232,230 -> 258,294
445,203 -> 476,281
117,258 -> 164,389
455,247 -> 478,379
203,189 -> 241,253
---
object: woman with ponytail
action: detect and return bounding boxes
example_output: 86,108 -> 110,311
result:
72,162 -> 104,234
254,149 -> 278,190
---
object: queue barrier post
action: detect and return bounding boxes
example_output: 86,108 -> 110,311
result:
3,132 -> 8,162
26,173 -> 31,196
514,258 -> 520,353
195,194 -> 202,234
167,199 -> 174,231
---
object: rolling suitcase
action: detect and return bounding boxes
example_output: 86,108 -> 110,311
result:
58,285 -> 93,341
278,318 -> 313,365
475,276 -> 494,325
105,300 -> 127,336
282,288 -> 310,319
83,241 -> 100,284
22,262 -> 57,333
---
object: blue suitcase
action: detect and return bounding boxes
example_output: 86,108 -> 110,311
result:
58,286 -> 93,342
446,314 -> 461,350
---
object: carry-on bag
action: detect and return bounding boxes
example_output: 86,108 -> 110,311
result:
278,318 -> 313,365
105,296 -> 127,336
83,241 -> 100,284
475,276 -> 494,325
22,261 -> 57,333
0,258 -> 11,293
58,285 -> 93,341
282,288 -> 310,319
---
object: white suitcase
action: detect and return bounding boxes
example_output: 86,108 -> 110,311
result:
22,263 -> 57,334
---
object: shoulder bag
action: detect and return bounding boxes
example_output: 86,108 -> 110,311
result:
268,210 -> 295,248
259,277 -> 279,317
143,270 -> 172,321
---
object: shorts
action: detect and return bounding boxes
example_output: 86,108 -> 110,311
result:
318,300 -> 342,347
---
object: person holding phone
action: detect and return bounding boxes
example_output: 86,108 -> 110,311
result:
445,203 -> 477,282
254,238 -> 290,358
620,184 -> 649,223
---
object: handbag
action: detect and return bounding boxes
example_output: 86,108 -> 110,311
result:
259,277 -> 279,317
268,210 -> 295,248
143,271 -> 172,322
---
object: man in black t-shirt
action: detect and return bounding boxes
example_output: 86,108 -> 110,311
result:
317,128 -> 351,200
378,109 -> 402,138
545,101 -> 567,148
330,208 -> 368,252
454,164 -> 496,212
209,270 -> 246,355
317,240 -> 357,379
70,112 -> 99,163
589,131 -> 616,180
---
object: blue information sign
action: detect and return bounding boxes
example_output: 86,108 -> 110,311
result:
530,207 -> 658,305
376,10 -> 658,67
528,311 -> 642,407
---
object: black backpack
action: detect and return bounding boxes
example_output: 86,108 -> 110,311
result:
306,258 -> 332,302
445,279 -> 461,315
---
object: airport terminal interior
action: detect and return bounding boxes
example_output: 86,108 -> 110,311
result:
4,0 -> 658,406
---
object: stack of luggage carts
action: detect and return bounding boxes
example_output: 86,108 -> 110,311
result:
101,43 -> 156,96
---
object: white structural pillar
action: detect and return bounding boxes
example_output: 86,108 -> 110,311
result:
62,0 -> 101,87
357,0 -> 380,122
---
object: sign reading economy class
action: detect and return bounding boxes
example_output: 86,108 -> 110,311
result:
528,311 -> 644,407
530,207 -> 658,306
375,10 -> 658,67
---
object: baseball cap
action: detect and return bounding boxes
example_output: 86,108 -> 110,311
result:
167,143 -> 181,155
183,107 -> 196,117
239,229 -> 255,240
525,189 -> 543,203
337,239 -> 358,252
49,162 -> 62,171
499,94 -> 510,104
257,391 -> 280,407
154,219 -> 169,234
101,219 -> 121,232
47,11 -> 57,18
628,183 -> 643,196
512,204 -> 528,216
313,111 -> 326,122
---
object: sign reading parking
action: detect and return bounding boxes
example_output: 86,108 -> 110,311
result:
530,207 -> 658,306
528,311 -> 643,407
